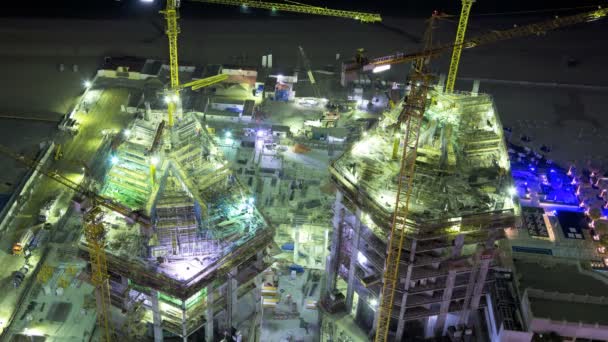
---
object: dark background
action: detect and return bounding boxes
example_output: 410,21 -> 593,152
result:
5,0 -> 606,19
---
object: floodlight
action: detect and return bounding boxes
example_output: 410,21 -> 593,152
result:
369,298 -> 378,307
372,65 -> 391,73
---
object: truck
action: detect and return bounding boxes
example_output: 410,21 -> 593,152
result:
38,197 -> 58,222
13,265 -> 30,288
12,229 -> 34,256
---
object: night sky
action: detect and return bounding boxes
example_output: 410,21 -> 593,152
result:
5,0 -> 606,19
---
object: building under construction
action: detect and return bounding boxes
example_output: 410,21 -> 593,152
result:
78,110 -> 274,341
323,87 -> 518,341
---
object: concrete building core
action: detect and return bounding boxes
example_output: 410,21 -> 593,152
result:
78,111 -> 273,340
324,88 -> 518,340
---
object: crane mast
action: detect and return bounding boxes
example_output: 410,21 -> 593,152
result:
373,14 -> 437,341
445,0 -> 474,93
298,46 -> 321,98
161,0 -> 181,127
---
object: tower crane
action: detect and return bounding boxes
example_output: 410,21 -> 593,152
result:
192,0 -> 381,22
363,6 -> 608,342
161,0 -> 180,128
445,0 -> 474,93
0,144 -> 151,342
158,0 -> 379,126
298,46 -> 321,98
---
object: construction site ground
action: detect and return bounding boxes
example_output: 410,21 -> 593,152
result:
0,81 -> 139,339
0,12 -> 606,342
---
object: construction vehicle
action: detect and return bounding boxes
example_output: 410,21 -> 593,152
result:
0,143 -> 151,342
12,265 -> 30,288
38,196 -> 58,222
358,6 -> 608,342
12,228 -> 34,256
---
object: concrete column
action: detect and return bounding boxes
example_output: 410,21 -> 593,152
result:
121,276 -> 130,310
151,290 -> 163,342
452,234 -> 465,257
469,255 -> 492,313
325,191 -> 344,294
345,207 -> 363,311
472,80 -> 480,96
225,267 -> 238,331
395,239 -> 417,341
206,285 -> 214,342
181,301 -> 188,342
252,274 -> 263,342
294,219 -> 300,265
435,268 -> 458,336
255,250 -> 265,270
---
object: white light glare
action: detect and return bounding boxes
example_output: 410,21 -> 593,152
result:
369,298 -> 378,307
140,0 -> 154,2
372,65 -> 391,73
507,186 -> 517,196
225,131 -> 232,138
357,251 -> 368,265
172,94 -> 179,102
110,156 -> 119,165
83,80 -> 92,88
164,96 -> 171,104
150,156 -> 159,166
124,129 -> 131,137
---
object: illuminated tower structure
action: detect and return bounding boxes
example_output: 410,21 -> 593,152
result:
323,88 -> 517,340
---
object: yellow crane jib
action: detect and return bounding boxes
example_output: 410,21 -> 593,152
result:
180,73 -> 230,91
191,0 -> 382,22
355,6 -> 608,72
445,0 -> 474,93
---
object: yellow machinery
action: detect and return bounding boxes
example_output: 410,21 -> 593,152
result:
0,144 -> 151,342
160,0 -> 180,127
180,73 -> 229,91
193,0 -> 381,22
368,6 -> 608,341
445,0 -> 474,93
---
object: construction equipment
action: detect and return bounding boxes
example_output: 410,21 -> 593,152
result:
193,0 -> 381,22
298,46 -> 321,98
12,228 -> 34,256
369,7 -> 608,342
0,144 -> 151,342
349,6 -> 608,73
159,0 -> 378,126
160,0 -> 180,127
179,73 -> 229,91
445,0 -> 474,93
